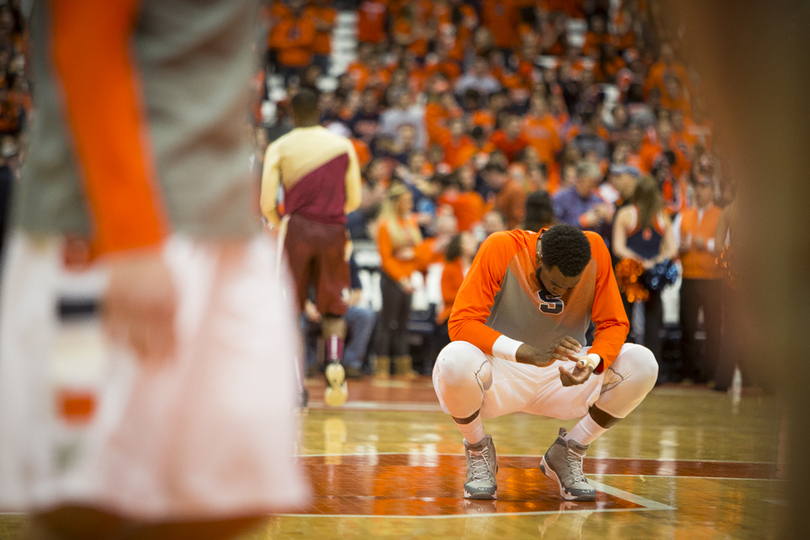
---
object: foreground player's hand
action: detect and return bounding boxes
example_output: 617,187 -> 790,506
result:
559,362 -> 594,386
103,248 -> 177,364
547,336 -> 582,363
516,337 -> 581,367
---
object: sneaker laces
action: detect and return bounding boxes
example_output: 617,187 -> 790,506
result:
565,447 -> 588,485
469,446 -> 493,482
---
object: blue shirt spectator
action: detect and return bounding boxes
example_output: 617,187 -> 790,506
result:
553,161 -> 615,241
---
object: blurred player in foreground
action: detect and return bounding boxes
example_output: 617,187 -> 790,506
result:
433,224 -> 658,501
0,0 -> 307,538
261,88 -> 362,407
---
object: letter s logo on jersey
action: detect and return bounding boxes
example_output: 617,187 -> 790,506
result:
537,290 -> 564,315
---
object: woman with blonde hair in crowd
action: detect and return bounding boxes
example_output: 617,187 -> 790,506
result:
612,176 -> 678,378
375,183 -> 451,377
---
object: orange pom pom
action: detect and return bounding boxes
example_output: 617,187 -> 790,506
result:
615,259 -> 649,303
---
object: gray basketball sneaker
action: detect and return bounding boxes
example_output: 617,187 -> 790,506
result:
539,428 -> 596,501
464,435 -> 498,500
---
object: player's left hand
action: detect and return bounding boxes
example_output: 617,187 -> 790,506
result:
558,363 -> 594,387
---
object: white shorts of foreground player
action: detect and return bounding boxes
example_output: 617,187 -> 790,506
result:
0,233 -> 309,520
433,340 -> 658,421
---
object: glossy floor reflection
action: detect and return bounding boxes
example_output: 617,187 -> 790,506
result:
276,376 -> 784,539
0,375 -> 785,540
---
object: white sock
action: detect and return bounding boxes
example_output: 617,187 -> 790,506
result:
565,414 -> 607,446
456,416 -> 486,445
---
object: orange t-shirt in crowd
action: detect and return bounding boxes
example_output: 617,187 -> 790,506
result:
471,109 -> 496,134
271,17 -> 317,68
660,94 -> 692,117
438,258 -> 465,324
481,0 -> 519,50
266,1 -> 293,51
645,61 -> 694,99
493,179 -> 527,229
392,17 -> 429,57
670,129 -> 698,159
544,0 -> 586,18
678,204 -> 723,279
565,124 -> 610,144
523,114 -> 562,165
425,60 -> 462,82
377,216 -> 443,281
304,4 -> 337,56
594,56 -> 626,83
357,0 -> 388,44
425,102 -> 452,145
448,229 -> 629,369
581,31 -> 606,56
440,134 -> 477,170
639,141 -> 689,179
438,190 -> 488,232
491,130 -> 530,162
351,138 -> 371,168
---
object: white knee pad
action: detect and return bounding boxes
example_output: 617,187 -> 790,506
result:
595,344 -> 658,419
434,341 -> 491,418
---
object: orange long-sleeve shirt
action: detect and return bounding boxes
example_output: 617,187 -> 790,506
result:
377,216 -> 441,281
438,258 -> 465,324
448,229 -> 629,369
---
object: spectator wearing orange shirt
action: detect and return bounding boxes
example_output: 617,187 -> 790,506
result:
612,8 -> 637,52
440,117 -> 477,170
482,161 -> 526,229
392,4 -> 432,59
437,168 -> 488,232
270,0 -> 317,83
669,109 -> 699,160
481,0 -> 520,54
0,89 -> 21,135
433,231 -> 478,366
424,44 -> 463,83
375,184 -> 451,377
594,42 -> 626,83
581,15 -> 608,56
491,113 -> 530,162
304,0 -> 337,75
523,94 -> 562,166
357,0 -> 388,45
645,42 -> 694,101
639,119 -> 677,174
674,176 -> 723,384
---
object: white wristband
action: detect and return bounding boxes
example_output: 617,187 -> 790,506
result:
577,353 -> 601,371
492,335 -> 523,362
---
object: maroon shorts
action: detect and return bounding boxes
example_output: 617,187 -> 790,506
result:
284,213 -> 349,316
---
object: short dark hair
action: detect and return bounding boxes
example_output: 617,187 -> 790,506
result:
540,225 -> 591,277
291,89 -> 319,118
524,190 -> 555,232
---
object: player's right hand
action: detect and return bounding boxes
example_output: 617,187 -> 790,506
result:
103,248 -> 177,365
516,337 -> 582,367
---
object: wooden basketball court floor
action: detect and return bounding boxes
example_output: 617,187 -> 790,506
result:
0,370 -> 785,540
262,375 -> 783,540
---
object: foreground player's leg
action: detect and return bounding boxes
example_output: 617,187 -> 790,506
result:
541,344 -> 658,501
322,316 -> 348,407
434,341 -> 497,499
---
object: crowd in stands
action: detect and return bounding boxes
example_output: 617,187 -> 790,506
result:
0,0 -> 738,391
0,0 -> 27,260
257,0 -> 738,389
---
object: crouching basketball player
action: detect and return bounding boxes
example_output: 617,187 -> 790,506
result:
433,224 -> 658,501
